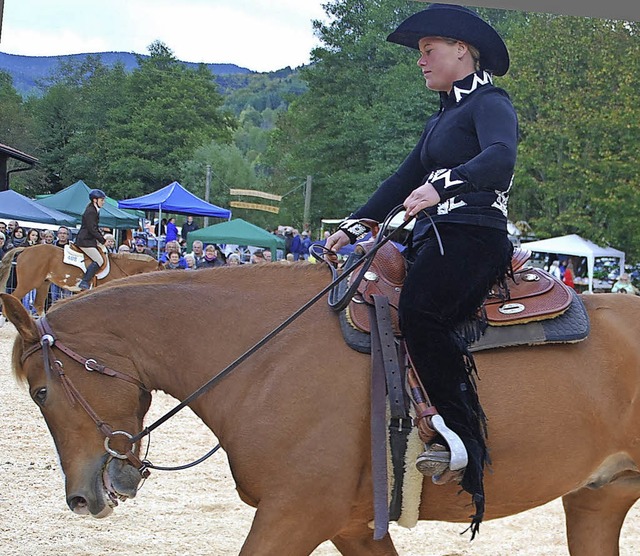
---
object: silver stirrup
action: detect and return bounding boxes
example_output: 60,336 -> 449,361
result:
430,414 -> 468,471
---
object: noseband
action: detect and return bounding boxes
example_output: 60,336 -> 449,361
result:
21,316 -> 151,478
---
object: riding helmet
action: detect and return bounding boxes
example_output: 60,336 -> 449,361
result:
89,188 -> 107,200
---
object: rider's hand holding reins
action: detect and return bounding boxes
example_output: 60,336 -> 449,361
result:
324,230 -> 351,264
403,181 -> 441,218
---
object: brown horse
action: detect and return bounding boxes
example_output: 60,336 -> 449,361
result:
0,244 -> 164,315
1,263 -> 640,555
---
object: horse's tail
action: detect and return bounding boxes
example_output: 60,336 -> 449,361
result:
0,247 -> 24,292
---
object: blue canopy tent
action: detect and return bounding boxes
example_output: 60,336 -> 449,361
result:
118,181 -> 231,218
118,181 -> 231,259
0,189 -> 77,226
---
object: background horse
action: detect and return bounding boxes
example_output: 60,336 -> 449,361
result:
0,244 -> 164,316
2,263 -> 640,556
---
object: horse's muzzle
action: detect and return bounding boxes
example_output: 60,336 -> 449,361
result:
67,457 -> 142,517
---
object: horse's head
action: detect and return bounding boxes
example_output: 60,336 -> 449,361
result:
0,293 -> 152,518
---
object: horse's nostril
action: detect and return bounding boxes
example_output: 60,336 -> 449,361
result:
68,495 -> 89,514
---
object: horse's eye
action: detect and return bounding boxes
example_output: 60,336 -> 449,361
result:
33,387 -> 47,406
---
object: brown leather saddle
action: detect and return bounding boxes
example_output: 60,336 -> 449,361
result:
337,238 -> 588,352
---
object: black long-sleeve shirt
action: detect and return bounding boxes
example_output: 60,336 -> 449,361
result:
352,70 -> 518,238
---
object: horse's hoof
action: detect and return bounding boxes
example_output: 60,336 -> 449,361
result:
416,443 -> 450,477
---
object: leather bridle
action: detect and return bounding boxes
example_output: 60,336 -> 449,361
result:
21,316 -> 152,478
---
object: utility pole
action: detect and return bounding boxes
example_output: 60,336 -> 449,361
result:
204,164 -> 211,227
303,175 -> 312,230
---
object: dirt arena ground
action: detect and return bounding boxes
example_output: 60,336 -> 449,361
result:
1,321 -> 639,556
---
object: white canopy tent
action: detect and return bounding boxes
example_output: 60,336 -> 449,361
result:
519,234 -> 625,293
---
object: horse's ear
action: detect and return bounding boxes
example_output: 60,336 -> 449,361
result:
0,293 -> 39,343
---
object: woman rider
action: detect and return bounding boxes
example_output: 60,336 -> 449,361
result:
325,4 -> 518,534
76,188 -> 108,290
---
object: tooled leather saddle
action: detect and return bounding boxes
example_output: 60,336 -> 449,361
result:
335,238 -> 590,353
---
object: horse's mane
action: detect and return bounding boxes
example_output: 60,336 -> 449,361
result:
45,262 -> 333,317
110,252 -> 156,262
50,260 -> 330,298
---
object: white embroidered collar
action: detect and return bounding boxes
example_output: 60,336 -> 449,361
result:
452,70 -> 493,103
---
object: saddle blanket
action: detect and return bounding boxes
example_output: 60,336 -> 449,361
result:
339,287 -> 590,354
63,245 -> 87,270
63,244 -> 110,279
468,288 -> 589,352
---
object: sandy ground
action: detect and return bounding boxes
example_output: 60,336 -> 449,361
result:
1,321 -> 639,556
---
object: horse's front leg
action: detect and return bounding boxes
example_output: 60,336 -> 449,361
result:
238,501 -> 348,556
331,522 -> 399,556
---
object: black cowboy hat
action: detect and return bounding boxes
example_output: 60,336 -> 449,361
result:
386,3 -> 509,76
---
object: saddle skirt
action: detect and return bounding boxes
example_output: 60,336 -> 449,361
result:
63,244 -> 110,280
336,239 -> 590,353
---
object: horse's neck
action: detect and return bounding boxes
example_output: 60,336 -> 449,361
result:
59,264 -> 336,440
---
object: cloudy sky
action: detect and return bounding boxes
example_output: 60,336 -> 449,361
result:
2,1 -> 634,74
0,0 -> 330,73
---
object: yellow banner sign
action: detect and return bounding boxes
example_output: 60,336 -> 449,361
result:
230,201 -> 280,214
229,188 -> 282,202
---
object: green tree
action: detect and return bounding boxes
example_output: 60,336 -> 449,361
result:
100,41 -> 237,199
0,71 -> 43,193
501,14 -> 640,257
28,42 -> 238,199
264,0 -> 437,231
180,140 -> 257,209
27,56 -> 127,192
27,81 -> 81,191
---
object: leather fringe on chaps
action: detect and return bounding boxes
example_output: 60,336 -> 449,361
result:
399,223 -> 514,538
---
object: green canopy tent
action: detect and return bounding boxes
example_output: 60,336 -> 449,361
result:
36,180 -> 142,230
186,218 -> 284,255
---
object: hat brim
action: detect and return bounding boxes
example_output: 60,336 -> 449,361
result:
386,4 -> 509,76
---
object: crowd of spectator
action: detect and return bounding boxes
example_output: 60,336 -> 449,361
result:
0,220 -> 76,255
139,217 -> 318,269
0,217 -> 323,310
0,216 -> 326,267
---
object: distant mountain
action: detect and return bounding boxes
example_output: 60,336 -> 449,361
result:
0,51 -> 255,96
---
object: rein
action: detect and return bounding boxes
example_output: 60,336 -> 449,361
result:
127,207 -> 414,446
22,207 -> 414,478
